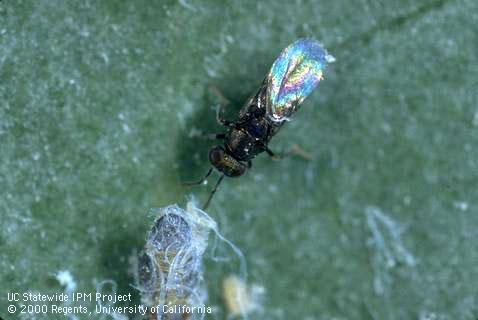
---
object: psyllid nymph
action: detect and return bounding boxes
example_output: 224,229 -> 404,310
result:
186,39 -> 334,209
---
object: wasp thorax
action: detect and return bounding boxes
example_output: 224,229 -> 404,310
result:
208,146 -> 246,178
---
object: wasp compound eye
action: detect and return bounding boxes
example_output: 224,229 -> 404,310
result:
208,146 -> 225,167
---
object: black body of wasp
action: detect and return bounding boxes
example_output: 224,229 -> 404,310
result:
209,84 -> 282,178
187,38 -> 334,209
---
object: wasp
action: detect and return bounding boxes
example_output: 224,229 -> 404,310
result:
186,39 -> 334,209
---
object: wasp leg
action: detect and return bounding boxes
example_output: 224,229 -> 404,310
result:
265,147 -> 280,160
209,86 -> 235,128
214,133 -> 226,140
203,174 -> 225,210
266,144 -> 312,161
216,103 -> 235,127
189,129 -> 226,141
216,107 -> 235,127
182,168 -> 213,186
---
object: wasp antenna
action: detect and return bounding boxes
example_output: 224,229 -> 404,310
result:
182,168 -> 213,186
203,174 -> 225,210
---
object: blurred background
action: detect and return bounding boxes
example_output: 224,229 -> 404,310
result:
1,0 -> 477,319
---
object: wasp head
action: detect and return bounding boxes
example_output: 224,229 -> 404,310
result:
209,146 -> 246,178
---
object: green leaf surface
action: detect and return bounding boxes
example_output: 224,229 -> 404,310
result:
1,0 -> 477,319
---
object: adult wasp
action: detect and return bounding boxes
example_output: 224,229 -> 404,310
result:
186,39 -> 334,209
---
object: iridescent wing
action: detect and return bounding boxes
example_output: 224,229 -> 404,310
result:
265,38 -> 334,122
